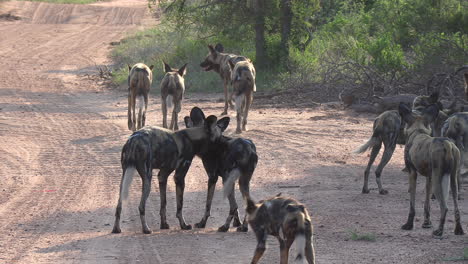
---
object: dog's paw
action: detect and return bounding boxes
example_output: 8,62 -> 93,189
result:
111,226 -> 121,234
432,229 -> 444,237
361,187 -> 370,194
160,223 -> 170,229
218,225 -> 229,232
454,224 -> 464,235
142,228 -> 152,234
379,189 -> 389,195
195,222 -> 206,229
422,221 -> 432,229
401,223 -> 413,230
236,226 -> 248,232
181,224 -> 192,230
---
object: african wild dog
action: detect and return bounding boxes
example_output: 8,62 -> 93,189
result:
246,194 -> 316,264
399,103 -> 464,237
184,109 -> 258,232
112,107 -> 230,234
228,59 -> 256,133
160,62 -> 188,130
127,63 -> 154,131
354,110 -> 405,194
200,43 -> 251,115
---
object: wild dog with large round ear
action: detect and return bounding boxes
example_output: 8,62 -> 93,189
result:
399,102 -> 464,237
127,63 -> 154,131
112,107 -> 230,234
160,61 -> 188,130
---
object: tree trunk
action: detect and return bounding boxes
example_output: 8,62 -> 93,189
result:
280,0 -> 293,65
253,0 -> 267,69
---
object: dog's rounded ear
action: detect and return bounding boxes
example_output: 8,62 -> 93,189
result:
190,107 -> 206,126
149,65 -> 154,71
178,63 -> 188,77
128,64 -> 132,71
215,43 -> 224,52
205,115 -> 218,129
217,117 -> 230,132
398,102 -> 413,124
429,91 -> 439,104
208,44 -> 216,54
184,116 -> 193,128
163,61 -> 172,73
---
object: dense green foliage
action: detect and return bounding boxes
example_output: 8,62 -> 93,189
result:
112,0 -> 467,98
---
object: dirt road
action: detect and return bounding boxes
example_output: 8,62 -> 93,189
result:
0,1 -> 466,263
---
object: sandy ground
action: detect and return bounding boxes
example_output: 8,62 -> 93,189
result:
0,1 -> 466,263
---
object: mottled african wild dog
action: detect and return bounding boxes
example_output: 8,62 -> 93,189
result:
127,63 -> 154,131
160,62 -> 188,130
354,110 -> 405,194
228,59 -> 256,133
399,103 -> 464,237
246,194 -> 316,264
200,43 -> 251,115
112,107 -> 230,234
184,109 -> 258,232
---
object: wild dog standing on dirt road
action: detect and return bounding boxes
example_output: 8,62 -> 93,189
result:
127,63 -> 154,131
160,62 -> 188,130
246,194 -> 316,264
200,43 -> 251,115
112,107 -> 230,234
399,103 -> 464,237
184,109 -> 258,232
354,110 -> 405,194
228,59 -> 256,133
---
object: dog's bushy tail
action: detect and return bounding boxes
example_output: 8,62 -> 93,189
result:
353,136 -> 380,154
223,169 -> 241,198
294,213 -> 307,264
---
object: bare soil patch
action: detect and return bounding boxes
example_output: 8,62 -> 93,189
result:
0,1 -> 466,263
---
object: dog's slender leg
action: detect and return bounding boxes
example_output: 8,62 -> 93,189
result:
375,141 -> 395,195
402,170 -> 417,230
235,94 -> 243,134
251,231 -> 267,264
175,163 -> 192,230
142,94 -> 148,128
305,230 -> 315,264
162,95 -> 168,129
222,80 -> 229,115
422,176 -> 432,228
242,92 -> 253,131
279,238 -> 294,264
112,167 -> 126,233
137,165 -> 152,234
451,169 -> 464,235
158,169 -> 172,229
218,182 -> 238,232
195,172 -> 218,228
127,89 -> 133,131
172,101 -> 181,131
363,142 -> 381,193
131,94 -> 137,131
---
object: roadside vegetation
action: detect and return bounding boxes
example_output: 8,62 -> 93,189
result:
111,0 -> 467,99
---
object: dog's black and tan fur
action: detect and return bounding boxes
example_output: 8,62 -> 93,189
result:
399,103 -> 464,237
228,59 -> 256,133
112,107 -> 230,234
200,43 -> 251,115
127,63 -> 154,131
354,110 -> 405,194
160,62 -> 188,130
184,110 -> 258,232
246,194 -> 315,264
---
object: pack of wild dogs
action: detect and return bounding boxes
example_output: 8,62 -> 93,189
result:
113,41 -> 466,263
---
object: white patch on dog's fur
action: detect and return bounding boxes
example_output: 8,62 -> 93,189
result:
294,234 -> 306,264
136,95 -> 145,112
223,169 -> 241,198
121,166 -> 136,200
166,94 -> 173,109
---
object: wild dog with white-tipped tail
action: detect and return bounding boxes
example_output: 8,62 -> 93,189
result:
246,194 -> 316,264
160,62 -> 187,130
127,63 -> 154,131
112,107 -> 230,234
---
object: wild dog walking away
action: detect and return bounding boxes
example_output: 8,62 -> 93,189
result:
399,103 -> 464,237
354,110 -> 405,194
184,109 -> 258,232
160,62 -> 188,130
228,59 -> 256,133
200,43 -> 251,115
246,194 -> 315,264
127,63 -> 154,131
112,107 -> 230,234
